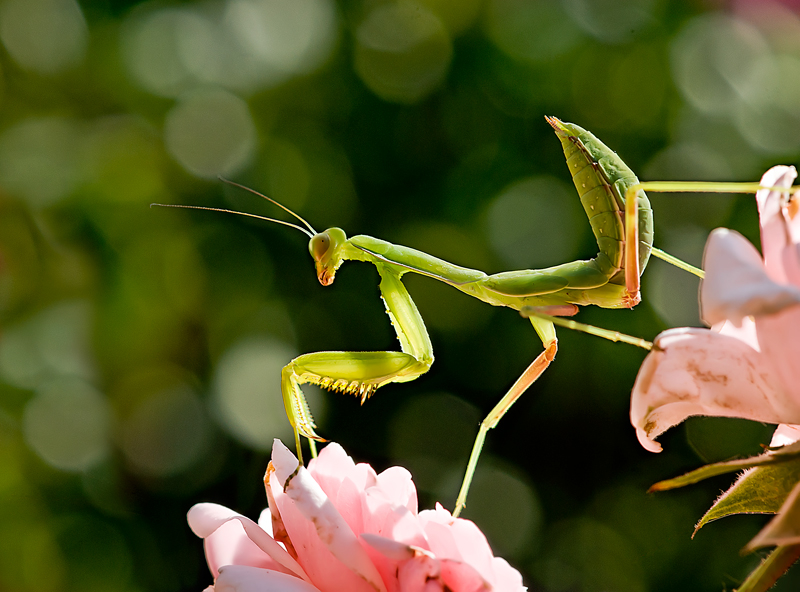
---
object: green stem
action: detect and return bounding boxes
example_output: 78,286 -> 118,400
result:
736,544 -> 800,592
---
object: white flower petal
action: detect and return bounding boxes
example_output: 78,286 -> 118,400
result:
770,424 -> 800,447
631,328 -> 786,452
756,165 -> 798,284
701,228 -> 800,326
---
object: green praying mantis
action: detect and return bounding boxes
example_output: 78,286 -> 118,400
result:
157,116 -> 791,518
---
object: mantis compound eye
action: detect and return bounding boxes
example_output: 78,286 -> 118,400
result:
310,232 -> 330,261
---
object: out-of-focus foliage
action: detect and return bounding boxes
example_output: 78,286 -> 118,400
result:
1,0 -> 800,590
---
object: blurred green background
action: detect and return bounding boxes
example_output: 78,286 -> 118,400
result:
2,0 -> 800,590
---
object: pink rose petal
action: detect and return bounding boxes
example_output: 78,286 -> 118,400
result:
202,517 -> 279,577
271,442 -> 388,592
191,441 -> 527,591
268,469 -> 347,590
439,558 -> 491,592
375,466 -> 418,514
213,565 -> 321,592
187,503 -> 310,582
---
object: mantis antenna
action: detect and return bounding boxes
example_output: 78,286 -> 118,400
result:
218,176 -> 317,236
150,178 -> 317,239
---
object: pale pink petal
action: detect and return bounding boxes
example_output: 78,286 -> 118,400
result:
203,586 -> 214,592
714,316 -> 761,351
630,328 -> 786,453
213,565 -> 321,592
271,441 -> 388,592
202,518 -> 279,576
438,558 -> 491,592
701,229 -> 800,327
756,166 -> 798,283
268,470 -> 345,590
374,466 -> 418,515
363,534 -> 492,592
272,439 -> 300,483
396,552 -> 444,592
781,241 -> 800,289
282,471 -> 387,592
418,509 -> 497,587
361,533 -> 417,561
305,445 -> 378,539
755,305 -> 800,417
334,476 -> 367,536
307,443 -> 378,503
257,509 -> 273,534
187,503 -> 309,581
419,519 -> 461,563
363,493 -> 428,548
488,557 -> 526,592
438,519 -> 494,585
770,424 -> 800,447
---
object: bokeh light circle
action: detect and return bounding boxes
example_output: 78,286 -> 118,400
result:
164,87 -> 257,177
212,336 -> 324,450
0,117 -> 83,207
23,378 -> 111,472
225,0 -> 337,79
0,0 -> 87,74
486,176 -> 583,269
670,13 -> 770,116
354,2 -> 452,104
486,0 -> 583,63
121,385 -> 210,477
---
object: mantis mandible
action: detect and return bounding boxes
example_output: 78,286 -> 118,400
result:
160,116 -> 791,517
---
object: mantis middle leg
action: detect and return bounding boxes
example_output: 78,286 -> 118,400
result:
281,267 -> 434,463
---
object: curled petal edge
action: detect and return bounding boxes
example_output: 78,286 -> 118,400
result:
631,328 -> 786,453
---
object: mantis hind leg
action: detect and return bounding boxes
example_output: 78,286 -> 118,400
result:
453,315 -> 557,517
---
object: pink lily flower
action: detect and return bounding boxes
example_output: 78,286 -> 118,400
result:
188,440 -> 526,592
631,166 -> 800,453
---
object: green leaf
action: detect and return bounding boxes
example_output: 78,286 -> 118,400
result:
735,543 -> 800,592
693,458 -> 800,535
649,441 -> 800,493
747,481 -> 800,550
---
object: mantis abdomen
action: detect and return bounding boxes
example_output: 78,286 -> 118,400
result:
549,117 -> 653,285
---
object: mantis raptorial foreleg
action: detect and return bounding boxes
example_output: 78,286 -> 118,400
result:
282,267 -> 434,464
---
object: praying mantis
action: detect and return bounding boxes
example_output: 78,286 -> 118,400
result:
158,116 -> 788,518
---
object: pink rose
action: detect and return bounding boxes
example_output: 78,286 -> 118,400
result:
188,440 -> 526,591
631,166 -> 800,452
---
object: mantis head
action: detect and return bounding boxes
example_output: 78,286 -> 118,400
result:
152,179 -> 352,285
310,227 -> 347,286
